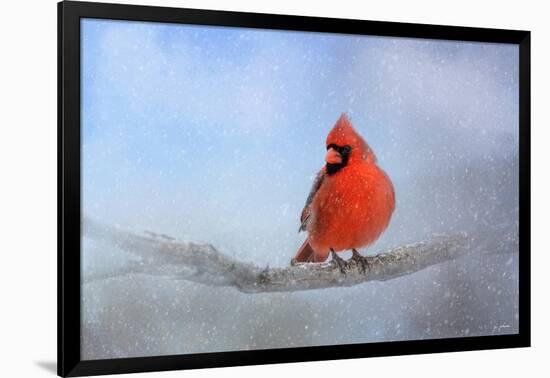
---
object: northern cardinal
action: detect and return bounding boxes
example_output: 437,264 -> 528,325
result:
293,114 -> 395,268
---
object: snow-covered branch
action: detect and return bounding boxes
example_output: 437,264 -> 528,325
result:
82,217 -> 516,293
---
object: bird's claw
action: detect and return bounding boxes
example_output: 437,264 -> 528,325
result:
351,249 -> 370,274
330,249 -> 347,274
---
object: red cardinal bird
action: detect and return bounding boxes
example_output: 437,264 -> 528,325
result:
293,114 -> 395,268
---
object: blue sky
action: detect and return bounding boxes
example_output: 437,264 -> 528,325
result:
81,18 -> 518,266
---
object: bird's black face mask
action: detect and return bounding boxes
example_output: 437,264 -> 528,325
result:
326,144 -> 352,175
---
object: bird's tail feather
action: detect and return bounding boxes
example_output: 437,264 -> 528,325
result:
293,240 -> 317,263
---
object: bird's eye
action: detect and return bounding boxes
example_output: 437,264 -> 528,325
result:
342,145 -> 352,154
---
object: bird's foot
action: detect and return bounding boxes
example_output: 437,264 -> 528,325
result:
350,249 -> 370,274
330,249 -> 347,274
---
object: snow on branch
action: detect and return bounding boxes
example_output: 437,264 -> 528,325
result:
82,217 -> 516,293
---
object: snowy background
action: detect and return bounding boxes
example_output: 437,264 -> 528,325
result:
80,18 -> 519,359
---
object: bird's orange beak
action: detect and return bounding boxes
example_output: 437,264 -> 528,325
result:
325,147 -> 342,164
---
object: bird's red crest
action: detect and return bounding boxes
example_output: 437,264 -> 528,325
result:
326,114 -> 376,163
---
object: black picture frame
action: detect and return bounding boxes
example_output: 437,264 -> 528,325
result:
58,1 -> 531,376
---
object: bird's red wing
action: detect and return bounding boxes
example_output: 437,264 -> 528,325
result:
299,167 -> 326,232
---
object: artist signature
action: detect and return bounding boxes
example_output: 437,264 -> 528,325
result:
492,324 -> 511,333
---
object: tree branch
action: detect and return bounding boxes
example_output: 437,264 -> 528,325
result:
82,217 -> 516,293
